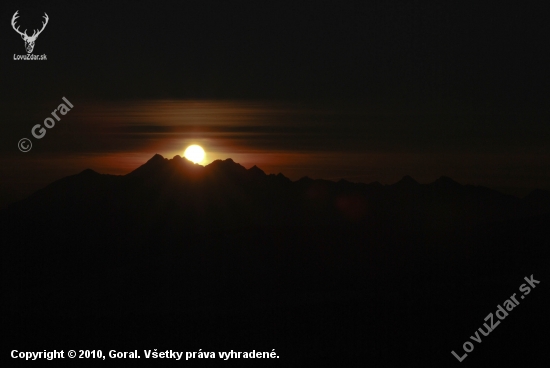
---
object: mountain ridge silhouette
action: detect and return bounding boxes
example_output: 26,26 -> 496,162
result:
6,154 -> 548,228
1,154 -> 548,365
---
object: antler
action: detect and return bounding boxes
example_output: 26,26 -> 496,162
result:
11,10 -> 28,38
29,13 -> 49,39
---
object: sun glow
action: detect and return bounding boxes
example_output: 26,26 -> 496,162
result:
184,145 -> 205,164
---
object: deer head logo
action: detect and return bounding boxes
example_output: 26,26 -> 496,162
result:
11,10 -> 49,54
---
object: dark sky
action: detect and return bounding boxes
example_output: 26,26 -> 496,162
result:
2,1 -> 547,104
1,1 -> 548,206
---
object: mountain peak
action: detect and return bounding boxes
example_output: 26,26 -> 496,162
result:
148,153 -> 165,163
204,159 -> 249,181
393,175 -> 418,187
248,165 -> 266,177
127,154 -> 169,178
79,168 -> 99,176
432,176 -> 461,187
274,173 -> 291,183
206,158 -> 244,169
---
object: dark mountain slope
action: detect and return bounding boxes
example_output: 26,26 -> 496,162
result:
1,155 -> 548,366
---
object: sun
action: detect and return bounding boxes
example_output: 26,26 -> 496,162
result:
184,145 -> 205,164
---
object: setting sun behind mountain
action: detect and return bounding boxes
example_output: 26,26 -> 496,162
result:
184,145 -> 205,164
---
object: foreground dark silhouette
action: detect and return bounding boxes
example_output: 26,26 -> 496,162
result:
2,155 -> 549,366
